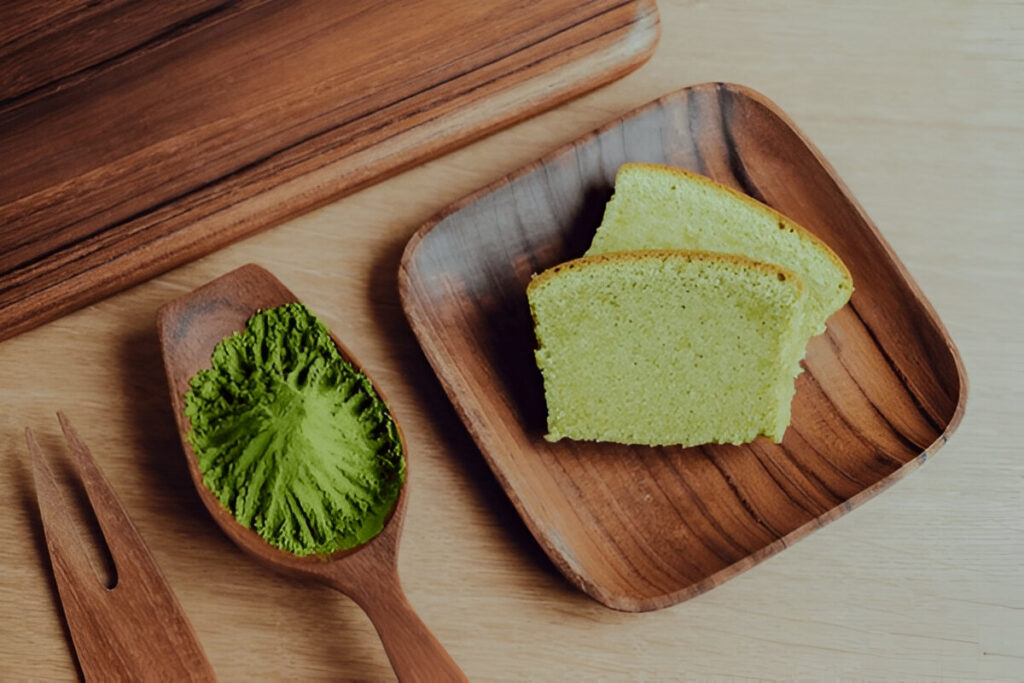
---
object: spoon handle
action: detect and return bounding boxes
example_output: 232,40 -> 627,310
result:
341,567 -> 466,682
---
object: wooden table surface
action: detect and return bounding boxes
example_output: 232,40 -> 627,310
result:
2,1 -> 1020,679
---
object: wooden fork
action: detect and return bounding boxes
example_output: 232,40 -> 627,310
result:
26,412 -> 215,681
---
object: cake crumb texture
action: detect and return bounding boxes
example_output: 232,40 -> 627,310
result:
527,251 -> 807,446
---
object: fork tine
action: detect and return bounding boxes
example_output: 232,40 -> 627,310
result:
56,412 -> 159,580
30,416 -> 215,680
25,427 -> 105,595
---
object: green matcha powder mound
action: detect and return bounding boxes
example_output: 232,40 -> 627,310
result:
184,303 -> 405,556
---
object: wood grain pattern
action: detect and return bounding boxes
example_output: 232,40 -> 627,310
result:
157,264 -> 465,682
26,413 -> 215,681
2,2 -> 1017,678
0,0 -> 658,343
399,82 -> 968,611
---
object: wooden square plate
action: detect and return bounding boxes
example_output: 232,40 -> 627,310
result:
398,83 -> 967,612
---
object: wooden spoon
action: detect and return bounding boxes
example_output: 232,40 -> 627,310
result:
157,264 -> 465,682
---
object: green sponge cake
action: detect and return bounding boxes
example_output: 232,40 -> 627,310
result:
527,251 -> 808,446
587,163 -> 853,337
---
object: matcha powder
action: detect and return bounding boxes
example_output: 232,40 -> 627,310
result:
184,303 -> 405,556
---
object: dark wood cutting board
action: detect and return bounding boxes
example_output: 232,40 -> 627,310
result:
0,0 -> 659,342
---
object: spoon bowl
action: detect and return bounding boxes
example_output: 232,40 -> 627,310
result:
157,264 -> 464,682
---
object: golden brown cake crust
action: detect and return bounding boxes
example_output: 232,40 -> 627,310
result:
528,249 -> 803,295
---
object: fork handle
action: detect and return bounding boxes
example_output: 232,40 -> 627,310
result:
339,567 -> 466,682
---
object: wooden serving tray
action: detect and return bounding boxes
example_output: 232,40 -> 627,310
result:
399,83 -> 967,611
0,0 -> 658,342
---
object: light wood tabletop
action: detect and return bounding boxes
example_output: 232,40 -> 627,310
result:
2,1 -> 1020,679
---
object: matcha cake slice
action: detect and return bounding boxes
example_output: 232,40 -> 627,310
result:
587,163 -> 852,337
527,251 -> 808,446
